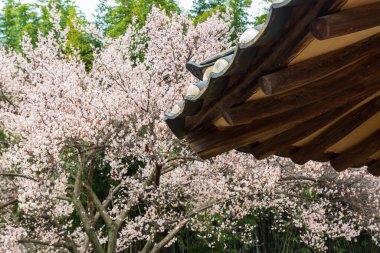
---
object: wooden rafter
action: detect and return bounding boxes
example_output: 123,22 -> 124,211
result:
243,98 -> 366,160
189,85 -> 376,158
330,129 -> 380,171
224,56 -> 380,126
368,160 -> 380,176
258,33 -> 380,96
291,97 -> 380,165
311,2 -> 380,40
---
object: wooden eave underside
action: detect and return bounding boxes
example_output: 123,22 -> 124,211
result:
165,0 -> 380,175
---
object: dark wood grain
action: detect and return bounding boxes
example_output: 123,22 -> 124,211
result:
291,97 -> 380,164
330,129 -> 380,171
246,100 -> 360,159
311,2 -> 380,40
259,33 -> 380,95
367,160 -> 380,176
189,86 -> 376,158
185,0 -> 335,132
224,55 -> 380,125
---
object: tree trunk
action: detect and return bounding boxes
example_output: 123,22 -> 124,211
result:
259,217 -> 268,253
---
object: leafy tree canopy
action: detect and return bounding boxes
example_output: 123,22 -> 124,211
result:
0,0 -> 39,50
190,0 -> 252,41
0,0 -> 98,67
95,0 -> 180,38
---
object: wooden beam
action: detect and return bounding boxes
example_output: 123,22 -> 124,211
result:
189,87 -> 375,158
259,34 -> 380,95
367,160 -> 380,176
282,148 -> 336,163
291,97 -> 380,164
246,99 -> 360,159
330,129 -> 380,171
224,56 -> 380,126
311,2 -> 380,40
236,142 -> 260,154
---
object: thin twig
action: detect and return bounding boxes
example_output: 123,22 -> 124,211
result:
0,199 -> 17,209
279,176 -> 317,183
0,173 -> 38,181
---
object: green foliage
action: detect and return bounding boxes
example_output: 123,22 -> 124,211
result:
0,0 -> 39,50
228,0 -> 252,41
253,13 -> 268,26
159,212 -> 380,253
252,0 -> 274,26
190,0 -> 252,41
0,130 -> 7,152
190,0 -> 225,17
95,0 -> 180,38
193,5 -> 226,25
0,0 -> 99,68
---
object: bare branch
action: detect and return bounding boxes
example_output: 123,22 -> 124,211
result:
150,219 -> 189,253
164,156 -> 202,164
149,199 -> 222,253
56,196 -> 71,202
82,183 -> 114,229
71,154 -> 105,253
94,183 -> 122,224
0,173 -> 38,181
115,165 -> 160,229
161,166 -> 176,175
0,199 -> 17,209
19,239 -> 69,249
279,176 -> 317,183
140,239 -> 154,253
189,199 -> 222,216
39,214 -> 80,253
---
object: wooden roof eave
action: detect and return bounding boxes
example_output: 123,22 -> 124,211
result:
165,0 -> 380,174
165,0 -> 323,139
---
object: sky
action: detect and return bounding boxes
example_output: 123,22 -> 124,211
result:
0,0 -> 268,22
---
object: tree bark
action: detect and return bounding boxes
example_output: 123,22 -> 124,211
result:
150,219 -> 189,253
72,154 -> 105,253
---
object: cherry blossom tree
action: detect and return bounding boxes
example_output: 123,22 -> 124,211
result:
0,7 -> 380,253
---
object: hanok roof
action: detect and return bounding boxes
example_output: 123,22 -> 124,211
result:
165,0 -> 380,175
